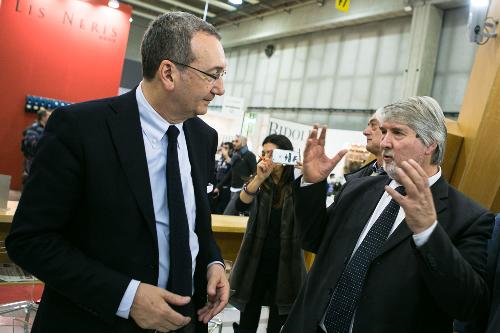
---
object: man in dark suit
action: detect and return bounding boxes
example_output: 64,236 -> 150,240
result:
464,214 -> 500,333
344,111 -> 384,181
283,96 -> 493,333
483,214 -> 500,332
6,12 -> 228,333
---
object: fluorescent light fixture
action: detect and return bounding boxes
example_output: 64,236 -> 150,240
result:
229,0 -> 243,5
471,0 -> 489,8
108,0 -> 120,9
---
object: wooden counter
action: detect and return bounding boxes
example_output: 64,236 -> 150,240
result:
0,201 -> 17,223
211,214 -> 248,264
0,204 -> 313,268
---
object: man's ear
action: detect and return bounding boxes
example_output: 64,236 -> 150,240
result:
425,142 -> 437,156
158,60 -> 175,91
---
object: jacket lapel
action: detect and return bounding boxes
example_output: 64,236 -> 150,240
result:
379,176 -> 448,256
183,119 -> 209,229
105,88 -> 157,238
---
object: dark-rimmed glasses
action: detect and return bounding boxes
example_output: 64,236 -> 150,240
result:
168,59 -> 226,84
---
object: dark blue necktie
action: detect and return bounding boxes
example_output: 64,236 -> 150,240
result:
166,125 -> 192,305
323,186 -> 405,333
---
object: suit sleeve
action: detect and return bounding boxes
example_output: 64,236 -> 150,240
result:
414,209 -> 494,321
206,130 -> 223,264
6,109 -> 130,324
293,178 -> 342,253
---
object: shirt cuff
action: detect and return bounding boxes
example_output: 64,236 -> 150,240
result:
208,261 -> 225,269
412,221 -> 438,247
300,178 -> 314,187
116,279 -> 140,319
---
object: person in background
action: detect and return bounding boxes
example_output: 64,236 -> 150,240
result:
21,108 -> 52,182
282,96 -> 493,333
462,214 -> 500,333
344,110 -> 384,181
214,135 -> 257,216
229,134 -> 306,333
7,12 -> 228,333
211,141 -> 233,214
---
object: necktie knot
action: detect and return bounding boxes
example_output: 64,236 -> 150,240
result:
167,125 -> 180,143
395,185 -> 406,196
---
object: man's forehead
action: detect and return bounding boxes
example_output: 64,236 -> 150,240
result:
369,116 -> 380,125
380,120 -> 411,130
190,32 -> 226,69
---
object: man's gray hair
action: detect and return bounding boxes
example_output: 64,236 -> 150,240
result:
236,135 -> 247,146
379,96 -> 447,165
141,11 -> 220,80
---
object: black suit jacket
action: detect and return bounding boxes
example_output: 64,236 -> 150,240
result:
343,159 -> 376,182
485,215 -> 500,333
282,175 -> 493,333
6,89 -> 222,332
465,215 -> 500,333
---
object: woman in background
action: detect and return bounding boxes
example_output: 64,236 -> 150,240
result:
229,134 -> 306,333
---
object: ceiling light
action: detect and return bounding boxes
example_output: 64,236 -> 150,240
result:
470,0 -> 489,8
229,0 -> 243,5
108,0 -> 120,9
129,17 -> 133,23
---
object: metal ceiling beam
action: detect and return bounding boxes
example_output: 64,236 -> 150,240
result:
122,0 -> 166,14
132,9 -> 159,21
158,0 -> 216,17
198,0 -> 237,11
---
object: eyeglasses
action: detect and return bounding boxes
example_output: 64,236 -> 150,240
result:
168,59 -> 226,84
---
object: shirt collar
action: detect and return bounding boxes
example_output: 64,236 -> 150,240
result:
370,161 -> 385,175
136,82 -> 183,142
389,166 -> 441,189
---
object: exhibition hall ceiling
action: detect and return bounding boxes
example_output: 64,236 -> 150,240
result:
120,0 -> 321,27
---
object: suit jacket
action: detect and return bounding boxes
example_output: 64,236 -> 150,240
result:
485,215 -> 500,333
282,175 -> 493,333
343,159 -> 376,182
6,89 -> 222,332
465,214 -> 500,333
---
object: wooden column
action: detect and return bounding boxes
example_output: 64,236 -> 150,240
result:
450,0 -> 500,212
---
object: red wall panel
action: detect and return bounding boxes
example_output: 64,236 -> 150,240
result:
0,0 -> 132,190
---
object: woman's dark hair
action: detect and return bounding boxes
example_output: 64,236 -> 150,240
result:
261,134 -> 295,206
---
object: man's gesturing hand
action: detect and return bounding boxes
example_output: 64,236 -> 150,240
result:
302,124 -> 348,183
197,263 -> 229,324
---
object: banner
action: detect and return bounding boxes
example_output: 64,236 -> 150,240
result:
257,117 -> 365,175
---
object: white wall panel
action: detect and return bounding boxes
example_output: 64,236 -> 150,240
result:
316,78 -> 335,108
292,40 -> 308,80
301,81 -> 319,108
351,78 -> 371,109
321,35 -> 341,76
338,32 -> 359,77
287,81 -> 302,107
275,81 -> 289,107
357,30 -> 378,76
432,6 -> 477,113
332,78 -> 353,108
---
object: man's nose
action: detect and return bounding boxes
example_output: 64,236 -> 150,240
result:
212,78 -> 225,96
380,134 -> 390,148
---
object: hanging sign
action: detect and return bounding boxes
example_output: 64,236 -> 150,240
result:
336,0 -> 350,12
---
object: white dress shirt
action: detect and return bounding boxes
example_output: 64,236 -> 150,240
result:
311,168 -> 442,332
116,83 -> 199,318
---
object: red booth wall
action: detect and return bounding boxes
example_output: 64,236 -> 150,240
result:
0,0 -> 132,190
